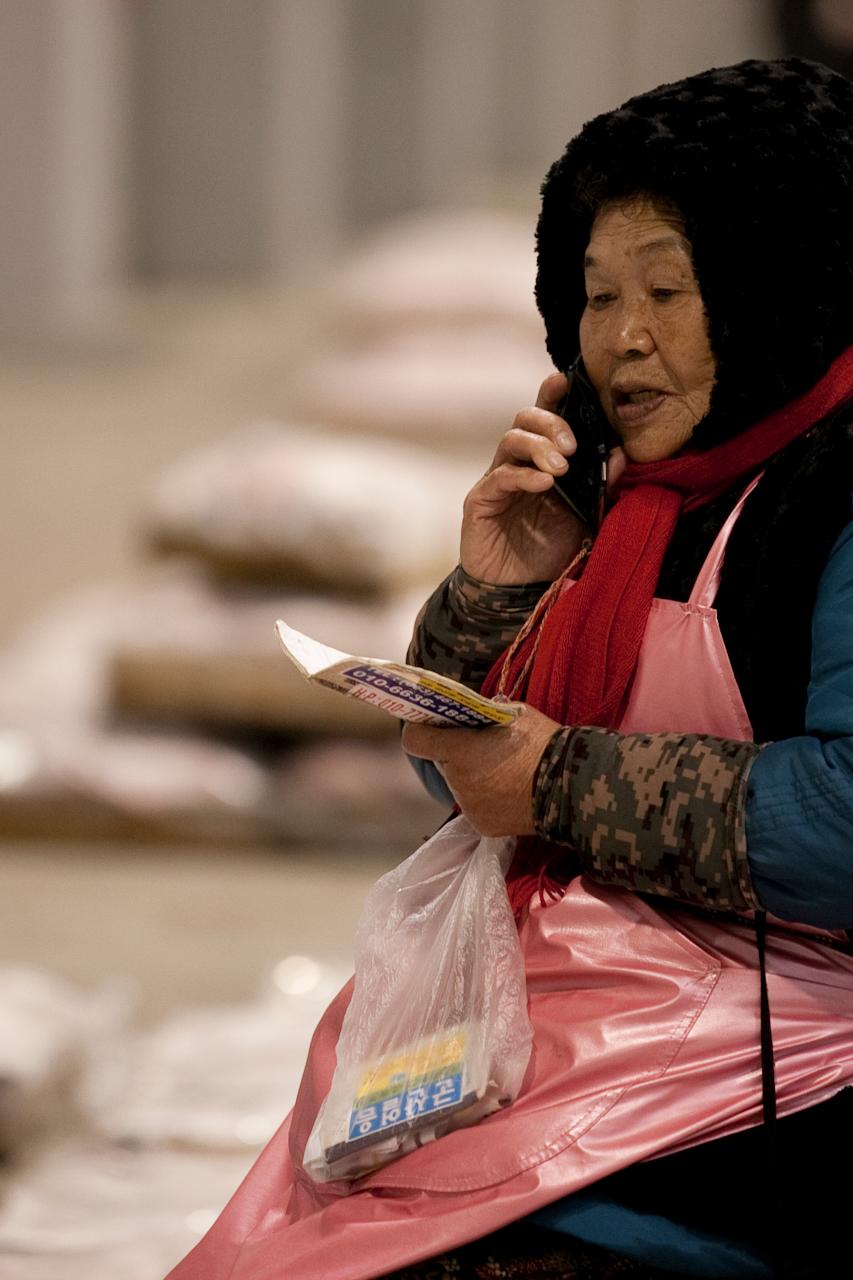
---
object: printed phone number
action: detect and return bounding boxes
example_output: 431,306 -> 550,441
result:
343,667 -> 494,725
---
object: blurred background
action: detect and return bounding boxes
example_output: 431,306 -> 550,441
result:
0,2 -> 849,1277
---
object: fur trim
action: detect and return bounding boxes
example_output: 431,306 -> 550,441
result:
535,59 -> 853,447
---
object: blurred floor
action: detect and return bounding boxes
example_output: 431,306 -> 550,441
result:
0,839 -> 397,1279
0,839 -> 395,1024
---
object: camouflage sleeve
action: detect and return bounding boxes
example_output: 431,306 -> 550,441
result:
406,565 -> 545,691
532,725 -> 763,912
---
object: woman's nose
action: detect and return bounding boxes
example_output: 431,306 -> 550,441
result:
609,300 -> 655,358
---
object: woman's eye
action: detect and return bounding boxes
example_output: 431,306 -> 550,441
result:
652,287 -> 678,300
587,292 -> 614,309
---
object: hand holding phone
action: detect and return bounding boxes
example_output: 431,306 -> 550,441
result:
459,371 -> 590,585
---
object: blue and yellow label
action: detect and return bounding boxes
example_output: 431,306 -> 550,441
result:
347,1029 -> 467,1141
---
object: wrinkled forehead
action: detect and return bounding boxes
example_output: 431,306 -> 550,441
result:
583,198 -> 693,270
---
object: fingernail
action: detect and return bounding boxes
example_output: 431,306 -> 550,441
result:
548,451 -> 567,470
556,431 -> 574,451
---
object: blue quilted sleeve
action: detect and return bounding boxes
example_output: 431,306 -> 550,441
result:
746,513 -> 853,927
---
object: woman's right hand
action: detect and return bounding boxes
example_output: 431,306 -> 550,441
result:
460,371 -> 587,585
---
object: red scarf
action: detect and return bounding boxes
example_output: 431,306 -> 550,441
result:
480,345 -> 853,915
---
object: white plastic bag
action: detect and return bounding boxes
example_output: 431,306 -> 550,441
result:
303,815 -> 533,1183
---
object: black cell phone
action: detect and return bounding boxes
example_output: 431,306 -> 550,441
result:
552,359 -> 614,531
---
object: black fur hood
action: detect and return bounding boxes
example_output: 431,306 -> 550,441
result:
535,58 -> 853,448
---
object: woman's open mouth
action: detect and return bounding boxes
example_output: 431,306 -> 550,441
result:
612,388 -> 669,425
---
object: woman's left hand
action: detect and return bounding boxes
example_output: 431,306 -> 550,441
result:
402,705 -> 562,837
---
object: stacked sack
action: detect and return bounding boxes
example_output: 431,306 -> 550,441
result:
0,208 -> 547,851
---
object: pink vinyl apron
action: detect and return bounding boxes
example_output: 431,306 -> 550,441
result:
168,477 -> 853,1280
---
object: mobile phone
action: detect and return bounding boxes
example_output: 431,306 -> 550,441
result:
552,359 -> 614,531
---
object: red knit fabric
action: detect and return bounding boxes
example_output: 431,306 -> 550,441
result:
481,346 -> 853,915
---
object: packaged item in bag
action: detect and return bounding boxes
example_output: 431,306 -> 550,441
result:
312,1023 -> 497,1180
303,816 -> 532,1184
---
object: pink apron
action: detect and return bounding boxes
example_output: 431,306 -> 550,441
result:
168,479 -> 853,1280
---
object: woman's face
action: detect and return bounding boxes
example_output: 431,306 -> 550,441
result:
579,198 -> 716,462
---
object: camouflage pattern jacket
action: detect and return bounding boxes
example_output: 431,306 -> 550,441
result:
406,451 -> 853,930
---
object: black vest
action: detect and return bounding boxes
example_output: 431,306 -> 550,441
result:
655,403 -> 853,743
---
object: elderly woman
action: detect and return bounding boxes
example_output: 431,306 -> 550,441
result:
168,58 -> 853,1280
